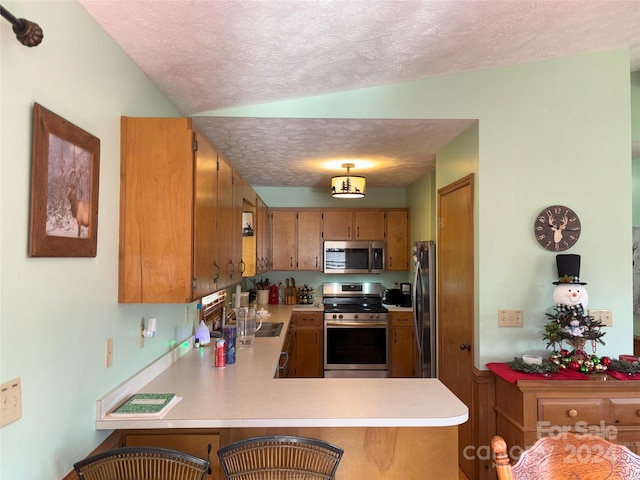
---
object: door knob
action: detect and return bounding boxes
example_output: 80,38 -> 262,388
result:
459,343 -> 471,351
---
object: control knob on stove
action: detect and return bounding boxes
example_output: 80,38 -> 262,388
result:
331,313 -> 343,319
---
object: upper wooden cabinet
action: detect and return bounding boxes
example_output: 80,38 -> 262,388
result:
215,153 -> 235,287
271,210 -> 322,271
385,210 -> 410,271
256,196 -> 271,274
120,117 -> 214,303
322,210 -> 385,240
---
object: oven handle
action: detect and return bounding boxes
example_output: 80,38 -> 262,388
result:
325,321 -> 388,328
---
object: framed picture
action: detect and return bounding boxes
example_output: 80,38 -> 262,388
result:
242,211 -> 254,236
29,103 -> 100,257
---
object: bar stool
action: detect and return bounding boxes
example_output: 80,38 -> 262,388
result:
217,435 -> 344,480
73,446 -> 210,480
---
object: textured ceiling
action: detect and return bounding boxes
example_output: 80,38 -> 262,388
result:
79,0 -> 640,188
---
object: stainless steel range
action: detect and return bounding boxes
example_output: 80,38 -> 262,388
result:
322,282 -> 389,378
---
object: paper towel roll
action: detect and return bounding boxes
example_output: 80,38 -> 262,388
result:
234,285 -> 241,310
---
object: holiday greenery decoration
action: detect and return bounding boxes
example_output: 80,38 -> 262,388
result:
542,254 -> 605,371
507,357 -> 560,374
608,358 -> 640,374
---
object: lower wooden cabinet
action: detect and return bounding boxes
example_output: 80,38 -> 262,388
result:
288,311 -> 323,378
390,312 -> 416,377
125,432 -> 220,480
493,375 -> 640,460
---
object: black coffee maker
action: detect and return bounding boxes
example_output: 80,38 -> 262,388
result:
383,283 -> 412,307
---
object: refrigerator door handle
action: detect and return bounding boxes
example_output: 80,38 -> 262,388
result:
413,261 -> 423,361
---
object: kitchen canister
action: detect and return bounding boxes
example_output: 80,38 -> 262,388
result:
223,324 -> 237,364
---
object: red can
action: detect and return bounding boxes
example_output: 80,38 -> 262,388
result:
215,339 -> 226,367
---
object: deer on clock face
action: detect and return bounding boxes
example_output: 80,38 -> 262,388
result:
534,205 -> 581,252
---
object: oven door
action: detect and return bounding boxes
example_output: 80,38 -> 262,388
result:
324,319 -> 389,377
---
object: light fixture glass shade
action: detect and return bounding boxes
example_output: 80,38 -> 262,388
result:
331,175 -> 366,198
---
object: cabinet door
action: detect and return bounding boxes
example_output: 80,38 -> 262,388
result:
390,312 -> 415,377
256,197 -> 271,273
193,130 -> 219,300
355,210 -> 385,240
120,117 -> 199,303
296,211 -> 322,270
293,312 -> 323,378
322,210 -> 353,240
386,210 -> 409,271
215,154 -> 234,288
125,433 -> 220,480
232,173 -> 246,280
271,210 -> 296,270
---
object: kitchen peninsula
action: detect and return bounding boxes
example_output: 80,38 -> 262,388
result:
96,305 -> 468,479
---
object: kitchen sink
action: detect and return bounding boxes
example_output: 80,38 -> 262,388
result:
255,322 -> 285,338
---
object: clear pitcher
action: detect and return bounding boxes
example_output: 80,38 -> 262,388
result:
236,307 -> 262,347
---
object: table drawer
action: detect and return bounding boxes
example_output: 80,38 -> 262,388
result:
538,398 -> 607,426
610,398 -> 640,426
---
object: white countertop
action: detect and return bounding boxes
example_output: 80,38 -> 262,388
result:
96,304 -> 468,430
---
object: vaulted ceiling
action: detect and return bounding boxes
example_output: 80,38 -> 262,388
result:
79,0 -> 640,188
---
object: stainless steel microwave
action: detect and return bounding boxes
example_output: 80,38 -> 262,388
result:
323,241 -> 385,274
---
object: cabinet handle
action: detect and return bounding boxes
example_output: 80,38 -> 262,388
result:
290,256 -> 294,267
229,260 -> 235,278
213,261 -> 220,282
240,259 -> 246,274
636,409 -> 640,417
389,256 -> 393,267
568,409 -> 578,418
357,226 -> 360,238
459,343 -> 471,351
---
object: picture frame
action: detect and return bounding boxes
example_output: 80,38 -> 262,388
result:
29,103 -> 100,257
242,211 -> 254,236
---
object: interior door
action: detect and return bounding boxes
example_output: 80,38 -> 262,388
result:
437,174 -> 474,478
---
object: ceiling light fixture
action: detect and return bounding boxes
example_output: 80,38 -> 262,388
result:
331,163 -> 365,198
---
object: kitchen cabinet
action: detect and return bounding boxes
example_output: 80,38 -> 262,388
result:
271,210 -> 296,270
322,210 -> 385,240
215,153 -> 236,287
289,311 -> 323,378
296,211 -> 322,270
390,311 -> 416,377
493,375 -> 640,457
256,196 -> 271,274
385,210 -> 410,271
232,172 -> 247,279
119,117 -> 219,303
125,432 -> 220,480
271,210 -> 322,271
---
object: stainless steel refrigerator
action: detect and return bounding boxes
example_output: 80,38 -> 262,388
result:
412,241 -> 436,378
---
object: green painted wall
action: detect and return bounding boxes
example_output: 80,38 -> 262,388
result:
1,2 -> 197,479
206,50 -> 634,369
632,72 -> 639,143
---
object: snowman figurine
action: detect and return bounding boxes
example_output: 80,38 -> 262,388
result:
552,254 -> 588,315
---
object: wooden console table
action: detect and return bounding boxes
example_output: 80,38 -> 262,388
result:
489,363 -> 640,459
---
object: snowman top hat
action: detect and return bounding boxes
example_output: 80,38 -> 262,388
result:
553,254 -> 587,285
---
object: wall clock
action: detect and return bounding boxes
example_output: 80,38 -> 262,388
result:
533,205 -> 581,252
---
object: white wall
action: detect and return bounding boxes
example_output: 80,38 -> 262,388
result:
1,2 -> 197,479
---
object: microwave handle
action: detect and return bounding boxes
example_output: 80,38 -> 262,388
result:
368,243 -> 373,272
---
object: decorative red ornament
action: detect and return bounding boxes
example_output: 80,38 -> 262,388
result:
601,356 -> 611,366
568,361 -> 581,371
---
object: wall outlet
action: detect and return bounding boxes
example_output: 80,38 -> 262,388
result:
589,309 -> 613,327
498,309 -> 523,327
1,377 -> 22,428
105,337 -> 114,368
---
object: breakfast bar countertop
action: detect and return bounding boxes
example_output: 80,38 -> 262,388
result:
95,304 -> 468,430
